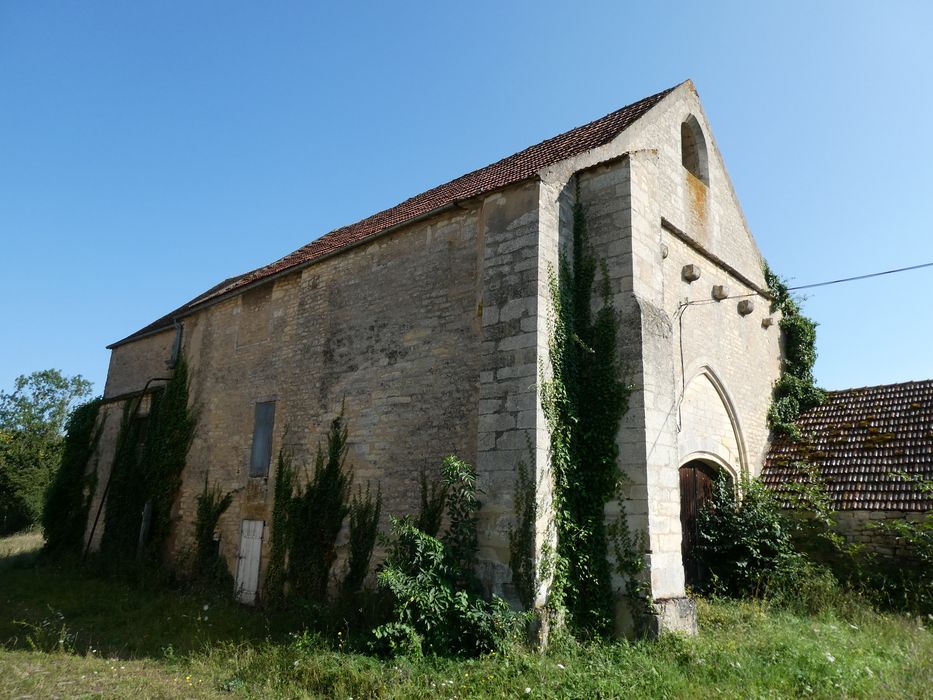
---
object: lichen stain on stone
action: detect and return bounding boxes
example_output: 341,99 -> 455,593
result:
687,171 -> 707,223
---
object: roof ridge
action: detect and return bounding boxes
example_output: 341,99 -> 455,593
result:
825,378 -> 933,395
109,83 -> 680,348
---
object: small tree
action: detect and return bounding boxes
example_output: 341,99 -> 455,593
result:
0,369 -> 92,534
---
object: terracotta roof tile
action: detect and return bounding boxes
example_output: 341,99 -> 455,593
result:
763,380 -> 933,511
109,84 -> 678,347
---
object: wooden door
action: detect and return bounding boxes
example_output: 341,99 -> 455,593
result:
235,519 -> 264,604
680,460 -> 717,588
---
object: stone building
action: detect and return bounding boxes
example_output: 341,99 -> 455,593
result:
764,379 -> 933,556
83,80 -> 782,634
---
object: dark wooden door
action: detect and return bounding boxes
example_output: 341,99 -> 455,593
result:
680,460 -> 717,588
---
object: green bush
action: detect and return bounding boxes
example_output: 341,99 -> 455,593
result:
373,517 -> 520,657
439,455 -> 480,592
697,472 -> 801,598
373,456 -> 524,657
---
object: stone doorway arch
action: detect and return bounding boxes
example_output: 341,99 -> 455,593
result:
679,458 -> 733,587
677,365 -> 744,588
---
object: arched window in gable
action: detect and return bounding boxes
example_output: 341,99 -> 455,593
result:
681,115 -> 709,186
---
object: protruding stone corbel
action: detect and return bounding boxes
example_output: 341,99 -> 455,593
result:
681,264 -> 701,282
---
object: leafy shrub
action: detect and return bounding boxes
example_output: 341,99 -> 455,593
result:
697,473 -> 800,598
439,455 -> 480,592
373,455 -> 524,657
699,472 -> 880,616
373,517 -> 520,657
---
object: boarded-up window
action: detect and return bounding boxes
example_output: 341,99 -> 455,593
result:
249,401 -> 275,477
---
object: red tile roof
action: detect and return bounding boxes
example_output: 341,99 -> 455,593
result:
109,84 -> 679,347
764,380 -> 933,511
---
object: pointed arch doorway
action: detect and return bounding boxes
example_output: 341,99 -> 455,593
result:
679,459 -> 729,588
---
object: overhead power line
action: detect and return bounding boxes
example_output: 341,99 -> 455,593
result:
680,260 -> 933,306
786,261 -> 933,291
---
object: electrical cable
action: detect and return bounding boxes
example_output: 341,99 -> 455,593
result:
681,260 -> 933,306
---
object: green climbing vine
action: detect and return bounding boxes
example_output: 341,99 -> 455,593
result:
508,446 -> 537,611
43,398 -> 103,555
264,412 -> 381,606
344,482 -> 382,596
416,467 -> 447,538
100,357 -> 195,566
764,265 -> 825,439
540,192 -> 633,637
192,478 -> 233,586
263,447 -> 295,605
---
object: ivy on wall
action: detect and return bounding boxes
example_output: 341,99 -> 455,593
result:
264,412 -> 380,606
192,479 -> 233,586
43,398 -> 103,555
764,266 -> 825,439
540,192 -> 633,637
508,445 -> 537,611
100,357 -> 195,567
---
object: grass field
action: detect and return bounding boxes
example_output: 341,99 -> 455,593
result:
1,532 -> 931,699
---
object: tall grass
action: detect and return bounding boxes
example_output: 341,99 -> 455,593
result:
2,532 -> 932,699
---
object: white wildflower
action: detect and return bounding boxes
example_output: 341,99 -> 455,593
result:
525,688 -> 532,694
825,652 -> 836,663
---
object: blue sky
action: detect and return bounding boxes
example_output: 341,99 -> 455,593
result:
1,1 -> 931,395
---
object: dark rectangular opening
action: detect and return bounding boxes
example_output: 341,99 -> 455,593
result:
249,401 -> 276,477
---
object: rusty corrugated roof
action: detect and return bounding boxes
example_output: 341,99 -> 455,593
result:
109,84 -> 678,348
763,380 -> 933,511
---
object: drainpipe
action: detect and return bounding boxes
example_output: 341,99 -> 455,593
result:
167,319 -> 183,369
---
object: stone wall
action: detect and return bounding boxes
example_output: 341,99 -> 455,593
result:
104,329 -> 175,398
835,510 -> 927,559
89,181 -> 542,601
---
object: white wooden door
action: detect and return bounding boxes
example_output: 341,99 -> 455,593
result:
235,519 -> 264,604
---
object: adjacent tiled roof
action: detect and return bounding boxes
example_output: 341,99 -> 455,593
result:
109,84 -> 679,347
764,380 -> 933,511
